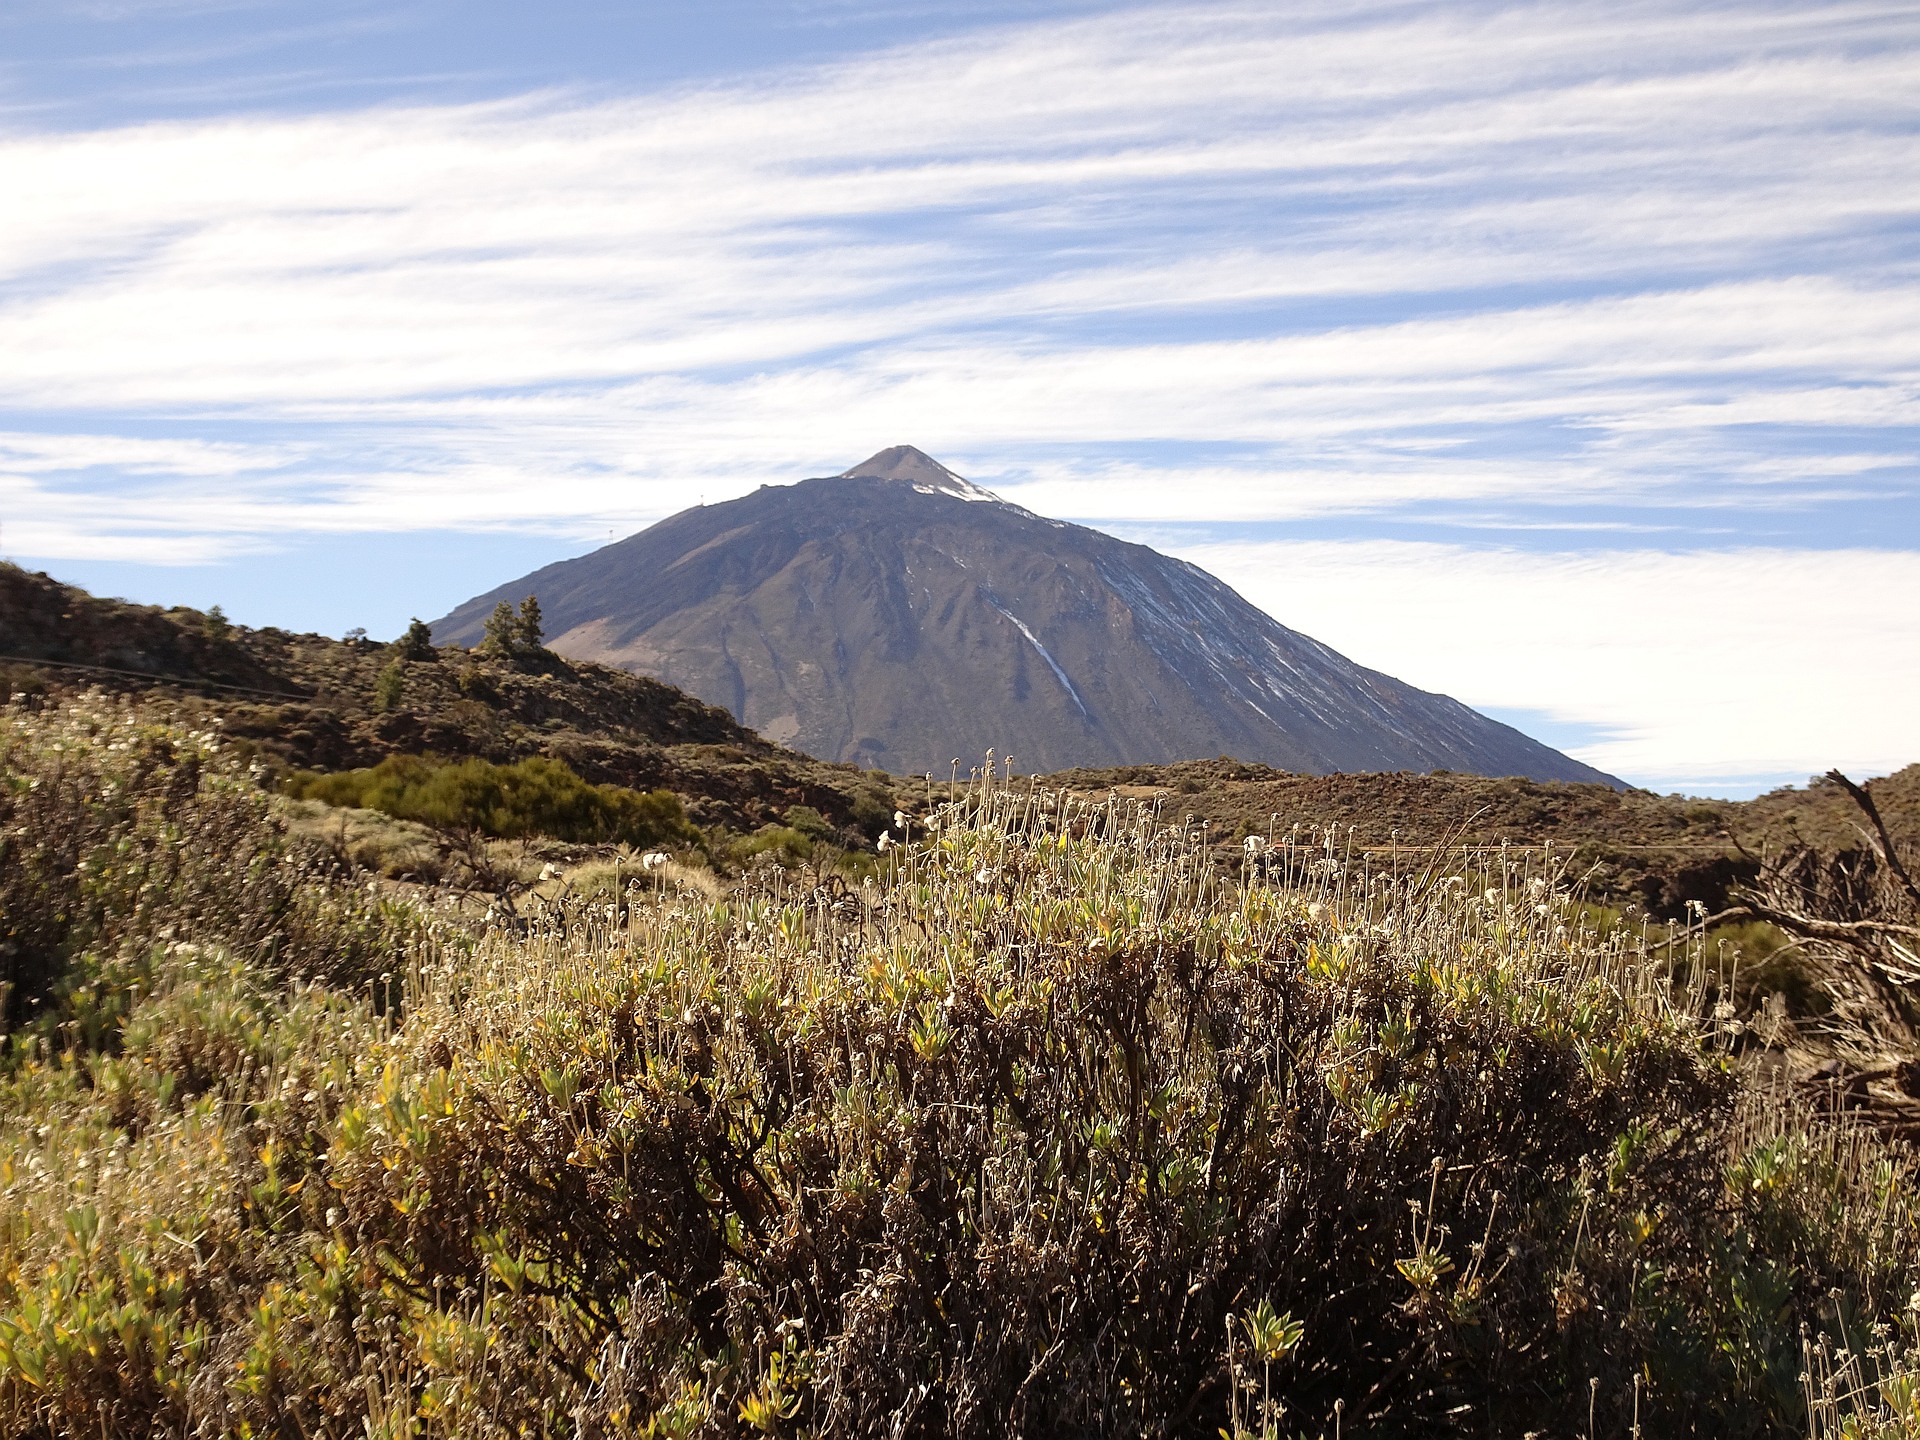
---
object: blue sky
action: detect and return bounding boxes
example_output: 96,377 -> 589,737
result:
2,0 -> 1916,795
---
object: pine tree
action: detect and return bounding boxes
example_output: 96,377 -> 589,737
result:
480,601 -> 520,656
515,595 -> 545,653
393,618 -> 435,661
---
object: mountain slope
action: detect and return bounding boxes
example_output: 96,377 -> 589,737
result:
433,447 -> 1619,784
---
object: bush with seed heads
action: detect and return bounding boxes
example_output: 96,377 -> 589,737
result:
0,693 -> 422,1031
2,700 -> 1919,1437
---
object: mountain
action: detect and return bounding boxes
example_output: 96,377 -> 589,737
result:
432,446 -> 1620,784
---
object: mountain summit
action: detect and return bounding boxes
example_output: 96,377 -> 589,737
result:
432,449 -> 1618,784
838,444 -> 1004,501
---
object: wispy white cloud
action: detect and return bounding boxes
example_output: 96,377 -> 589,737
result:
0,430 -> 290,474
1,0 -> 1916,787
2,5 -> 1918,415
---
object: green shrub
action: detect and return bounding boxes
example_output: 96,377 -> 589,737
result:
455,664 -> 495,702
373,660 -> 406,712
848,781 -> 895,836
286,753 -> 698,849
726,822 -> 814,866
1716,918 -> 1826,1017
782,804 -> 833,839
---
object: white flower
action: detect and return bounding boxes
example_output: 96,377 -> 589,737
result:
1243,834 -> 1267,857
1307,902 -> 1327,922
539,863 -> 559,881
1483,888 -> 1502,907
894,810 -> 910,830
641,852 -> 670,872
877,831 -> 894,852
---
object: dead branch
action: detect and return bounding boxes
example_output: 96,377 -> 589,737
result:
1722,771 -> 1920,1045
1826,767 -> 1920,911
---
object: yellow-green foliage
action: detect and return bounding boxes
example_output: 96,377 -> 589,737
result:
3,699 -> 1920,1437
286,753 -> 699,849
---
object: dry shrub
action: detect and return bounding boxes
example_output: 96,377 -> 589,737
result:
0,694 -> 424,1035
2,708 -> 1919,1438
281,797 -> 448,883
557,853 -> 723,906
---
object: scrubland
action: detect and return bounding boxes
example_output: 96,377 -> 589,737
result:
4,695 -> 1920,1438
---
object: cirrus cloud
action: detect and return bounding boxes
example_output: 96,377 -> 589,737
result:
2,0 -> 1915,792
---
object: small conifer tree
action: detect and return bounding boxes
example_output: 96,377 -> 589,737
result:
374,660 -> 405,712
202,604 -> 231,641
515,595 -> 545,653
480,600 -> 520,657
393,618 -> 435,661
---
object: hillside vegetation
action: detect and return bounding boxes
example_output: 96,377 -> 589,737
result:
4,696 -> 1920,1437
0,562 -> 899,841
7,561 -> 1910,912
1054,759 -> 1920,923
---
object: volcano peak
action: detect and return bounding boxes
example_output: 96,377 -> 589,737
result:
431,454 -> 1615,784
838,445 -> 1001,502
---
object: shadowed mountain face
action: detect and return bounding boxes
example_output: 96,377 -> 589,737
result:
433,448 -> 1619,784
